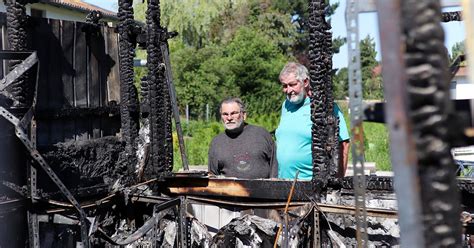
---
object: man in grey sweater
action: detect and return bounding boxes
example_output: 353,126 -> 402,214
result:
208,97 -> 278,179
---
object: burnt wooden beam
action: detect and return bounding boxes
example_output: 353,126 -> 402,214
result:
34,106 -> 120,119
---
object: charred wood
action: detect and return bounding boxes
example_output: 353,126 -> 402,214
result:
442,11 -> 462,22
402,0 -> 462,246
117,0 -> 140,183
308,0 -> 336,191
145,0 -> 173,179
5,0 -> 34,108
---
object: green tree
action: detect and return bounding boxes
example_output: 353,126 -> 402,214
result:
333,67 -> 348,99
360,35 -> 383,99
271,0 -> 345,63
222,27 -> 287,115
134,0 -> 248,48
449,41 -> 465,64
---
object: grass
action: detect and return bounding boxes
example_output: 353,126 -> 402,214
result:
172,102 -> 392,172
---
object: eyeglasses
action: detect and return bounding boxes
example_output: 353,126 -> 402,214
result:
221,111 -> 242,117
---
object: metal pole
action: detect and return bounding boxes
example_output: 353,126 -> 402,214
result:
376,1 -> 425,247
345,1 -> 368,246
161,44 -> 189,171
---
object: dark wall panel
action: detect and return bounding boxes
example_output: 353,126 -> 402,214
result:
32,17 -> 51,110
0,13 -> 121,147
47,19 -> 63,109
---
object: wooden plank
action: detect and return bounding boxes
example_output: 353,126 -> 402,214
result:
100,115 -> 117,137
75,117 -> 89,141
47,19 -> 63,109
36,120 -> 50,147
33,18 -> 51,111
46,19 -> 64,144
105,25 -> 120,103
49,119 -> 64,144
92,118 -> 101,139
74,22 -> 88,107
98,26 -> 109,107
63,119 -> 75,142
88,31 -> 101,107
163,176 -> 315,201
0,13 -> 6,79
61,20 -> 75,107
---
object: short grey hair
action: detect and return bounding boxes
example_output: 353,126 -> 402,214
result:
219,97 -> 246,113
279,62 -> 309,83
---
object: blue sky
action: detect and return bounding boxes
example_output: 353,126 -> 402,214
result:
86,0 -> 465,70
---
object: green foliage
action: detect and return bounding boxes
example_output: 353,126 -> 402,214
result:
449,41 -> 465,63
223,27 -> 287,115
333,67 -> 348,99
271,0 -> 344,60
331,36 -> 383,100
360,35 -> 383,99
337,101 -> 391,171
173,120 -> 223,169
170,27 -> 287,118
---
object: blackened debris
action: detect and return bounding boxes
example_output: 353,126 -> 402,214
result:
442,11 -> 462,22
41,136 -> 125,190
211,215 -> 279,247
5,0 -> 33,108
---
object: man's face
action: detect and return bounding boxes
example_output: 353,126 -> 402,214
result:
280,73 -> 307,104
220,102 -> 246,130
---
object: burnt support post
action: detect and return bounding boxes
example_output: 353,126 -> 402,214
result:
117,0 -> 140,180
145,0 -> 173,178
377,1 -> 426,246
308,0 -> 336,191
5,0 -> 33,108
401,0 -> 462,246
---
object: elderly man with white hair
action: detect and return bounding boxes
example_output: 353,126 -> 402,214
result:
208,97 -> 278,179
276,62 -> 350,179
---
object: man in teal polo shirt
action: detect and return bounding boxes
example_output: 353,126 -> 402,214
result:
276,62 -> 350,180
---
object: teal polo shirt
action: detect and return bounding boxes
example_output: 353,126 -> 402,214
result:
276,97 -> 350,180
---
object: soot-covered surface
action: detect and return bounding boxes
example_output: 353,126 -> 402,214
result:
40,136 -> 126,191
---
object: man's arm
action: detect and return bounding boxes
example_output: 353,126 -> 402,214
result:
337,140 -> 350,178
269,141 -> 278,178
